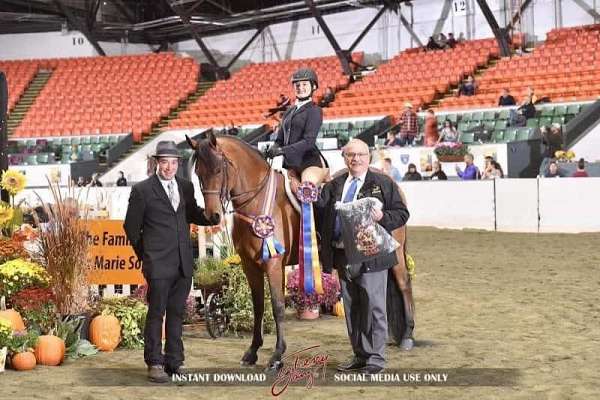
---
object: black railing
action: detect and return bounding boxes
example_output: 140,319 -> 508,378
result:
106,133 -> 133,167
564,100 -> 600,148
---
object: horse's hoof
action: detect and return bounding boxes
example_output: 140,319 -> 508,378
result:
240,352 -> 258,366
264,360 -> 283,373
400,338 -> 414,351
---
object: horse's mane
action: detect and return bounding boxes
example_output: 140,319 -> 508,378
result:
191,134 -> 268,171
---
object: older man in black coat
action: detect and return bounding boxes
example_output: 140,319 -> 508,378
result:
317,139 -> 409,375
124,140 -> 212,383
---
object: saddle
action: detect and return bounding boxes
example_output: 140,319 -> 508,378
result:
281,168 -> 331,213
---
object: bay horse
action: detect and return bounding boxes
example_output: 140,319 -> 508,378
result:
186,131 -> 415,370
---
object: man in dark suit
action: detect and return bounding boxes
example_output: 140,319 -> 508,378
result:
317,139 -> 409,375
124,140 -> 212,383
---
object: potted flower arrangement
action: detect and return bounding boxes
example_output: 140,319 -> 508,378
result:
286,270 -> 340,320
434,142 -> 469,162
0,318 -> 12,372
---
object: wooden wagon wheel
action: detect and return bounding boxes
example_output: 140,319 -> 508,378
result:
205,293 -> 228,339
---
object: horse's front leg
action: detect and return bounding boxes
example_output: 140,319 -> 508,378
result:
240,261 -> 265,366
265,259 -> 287,372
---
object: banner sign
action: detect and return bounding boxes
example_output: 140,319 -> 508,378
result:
87,220 -> 145,285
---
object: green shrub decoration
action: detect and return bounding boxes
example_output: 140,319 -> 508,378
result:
98,297 -> 147,349
222,265 -> 274,335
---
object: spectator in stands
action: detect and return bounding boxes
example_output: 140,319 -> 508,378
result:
116,171 -> 128,187
319,86 -> 336,108
572,158 -> 589,177
403,163 -> 422,181
482,158 -> 504,179
519,87 -> 537,118
425,36 -> 442,51
455,153 -> 480,180
226,121 -> 240,136
458,75 -> 476,96
424,109 -> 439,147
264,93 -> 291,119
544,161 -> 565,178
498,88 -> 516,106
539,124 -> 563,175
437,120 -> 460,143
481,156 -> 494,179
421,163 -> 433,179
447,33 -> 457,48
385,131 -> 403,147
458,32 -> 465,42
76,176 -> 85,187
398,102 -> 418,146
430,161 -> 448,180
382,157 -> 402,182
438,33 -> 449,48
89,173 -> 103,187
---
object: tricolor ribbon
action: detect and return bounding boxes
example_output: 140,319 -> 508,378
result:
298,183 -> 323,295
235,170 -> 286,263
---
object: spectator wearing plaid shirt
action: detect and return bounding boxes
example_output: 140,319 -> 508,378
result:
398,102 -> 418,146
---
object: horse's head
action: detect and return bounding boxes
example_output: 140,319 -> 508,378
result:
186,131 -> 232,226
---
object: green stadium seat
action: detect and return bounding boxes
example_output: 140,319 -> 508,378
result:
493,130 -> 505,142
552,116 -> 566,125
71,137 -> 81,145
471,112 -> 483,122
446,114 -> 458,124
580,104 -> 591,113
25,155 -> 38,165
539,117 -> 553,127
459,132 -> 475,144
99,136 -> 110,144
504,128 -> 518,142
458,122 -> 469,132
554,106 -> 567,116
109,136 -> 120,144
566,104 -> 581,115
89,136 -> 100,144
36,153 -> 49,164
460,113 -> 472,122
483,111 -> 496,121
483,121 -> 495,130
81,136 -> 91,145
526,118 -> 539,128
25,139 -> 36,148
494,120 -> 507,130
540,107 -> 555,117
498,109 -> 510,120
516,128 -> 532,141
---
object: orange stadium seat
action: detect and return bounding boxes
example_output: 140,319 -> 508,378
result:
167,53 -> 362,129
438,25 -> 600,111
11,53 -> 199,140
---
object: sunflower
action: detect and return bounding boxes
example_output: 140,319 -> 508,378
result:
0,203 -> 14,226
0,170 -> 26,196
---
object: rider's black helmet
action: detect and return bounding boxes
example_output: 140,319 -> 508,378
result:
291,68 -> 319,89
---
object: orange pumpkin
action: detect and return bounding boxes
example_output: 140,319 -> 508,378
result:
333,300 -> 345,317
11,351 -> 36,371
0,297 -> 26,332
89,315 -> 121,351
34,335 -> 65,366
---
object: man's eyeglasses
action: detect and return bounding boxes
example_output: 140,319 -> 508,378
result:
343,152 -> 369,159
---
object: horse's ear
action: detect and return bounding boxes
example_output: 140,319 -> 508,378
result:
185,135 -> 198,150
207,130 -> 217,148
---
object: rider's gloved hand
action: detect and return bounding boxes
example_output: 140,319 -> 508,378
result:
265,143 -> 284,158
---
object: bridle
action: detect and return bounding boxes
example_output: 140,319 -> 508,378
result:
195,148 -> 272,214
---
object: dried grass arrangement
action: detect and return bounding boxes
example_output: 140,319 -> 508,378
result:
32,181 -> 91,316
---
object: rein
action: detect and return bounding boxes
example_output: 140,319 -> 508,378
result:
198,150 -> 273,215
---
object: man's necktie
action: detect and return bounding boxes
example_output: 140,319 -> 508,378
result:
333,177 -> 358,240
167,181 -> 178,211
